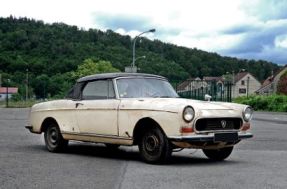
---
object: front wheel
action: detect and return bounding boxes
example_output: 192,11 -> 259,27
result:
202,146 -> 233,161
44,123 -> 68,152
139,128 -> 172,164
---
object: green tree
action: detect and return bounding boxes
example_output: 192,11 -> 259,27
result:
48,73 -> 72,98
0,16 -> 282,98
71,58 -> 120,79
31,74 -> 49,99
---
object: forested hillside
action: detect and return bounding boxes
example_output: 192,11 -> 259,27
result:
0,16 -> 280,98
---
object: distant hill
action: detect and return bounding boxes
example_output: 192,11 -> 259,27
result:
0,16 -> 280,98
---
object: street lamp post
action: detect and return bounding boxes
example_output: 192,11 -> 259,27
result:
132,29 -> 155,69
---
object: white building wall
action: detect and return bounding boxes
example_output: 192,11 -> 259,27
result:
0,94 -> 13,101
232,74 -> 262,98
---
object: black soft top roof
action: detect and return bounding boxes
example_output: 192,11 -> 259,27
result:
77,72 -> 166,83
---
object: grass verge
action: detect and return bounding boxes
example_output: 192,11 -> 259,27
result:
0,100 -> 40,108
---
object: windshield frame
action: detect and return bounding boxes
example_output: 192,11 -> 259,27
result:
114,76 -> 179,99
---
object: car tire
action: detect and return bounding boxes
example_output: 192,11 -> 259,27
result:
105,144 -> 120,150
44,123 -> 68,152
202,146 -> 233,161
139,128 -> 172,164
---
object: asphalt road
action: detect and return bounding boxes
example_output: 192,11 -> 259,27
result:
0,108 -> 287,189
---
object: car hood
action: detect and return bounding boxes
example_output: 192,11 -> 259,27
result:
120,98 -> 246,114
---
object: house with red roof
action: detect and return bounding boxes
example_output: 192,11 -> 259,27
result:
256,65 -> 287,95
0,87 -> 18,101
176,77 -> 202,93
176,76 -> 224,93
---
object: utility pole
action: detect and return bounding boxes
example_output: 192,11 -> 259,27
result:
247,76 -> 250,97
6,85 -> 8,108
232,70 -> 235,98
26,69 -> 28,103
6,79 -> 10,108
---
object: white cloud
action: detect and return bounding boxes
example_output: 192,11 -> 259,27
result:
115,28 -> 155,39
275,34 -> 287,48
241,0 -> 287,21
0,0 -> 286,64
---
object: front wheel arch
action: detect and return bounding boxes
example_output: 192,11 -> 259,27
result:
41,117 -> 59,133
133,117 -> 166,145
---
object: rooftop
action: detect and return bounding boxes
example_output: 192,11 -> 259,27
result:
203,76 -> 223,82
0,87 -> 18,94
77,72 -> 166,82
234,72 -> 249,83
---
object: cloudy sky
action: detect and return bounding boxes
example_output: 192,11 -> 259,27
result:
1,0 -> 287,65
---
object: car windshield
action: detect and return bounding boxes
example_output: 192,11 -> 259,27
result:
116,77 -> 179,98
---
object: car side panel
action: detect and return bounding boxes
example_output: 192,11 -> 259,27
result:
29,100 -> 80,134
75,99 -> 120,136
118,99 -> 182,138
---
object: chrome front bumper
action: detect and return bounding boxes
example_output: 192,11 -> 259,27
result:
168,132 -> 253,142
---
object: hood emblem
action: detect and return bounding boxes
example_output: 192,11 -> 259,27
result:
221,120 -> 227,128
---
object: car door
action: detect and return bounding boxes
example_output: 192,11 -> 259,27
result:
75,79 -> 119,136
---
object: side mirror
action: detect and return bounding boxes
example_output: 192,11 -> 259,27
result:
204,94 -> 212,102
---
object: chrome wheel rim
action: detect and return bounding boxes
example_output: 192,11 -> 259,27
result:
144,134 -> 160,153
48,127 -> 58,146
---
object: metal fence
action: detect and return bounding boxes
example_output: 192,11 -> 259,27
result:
172,79 -> 233,102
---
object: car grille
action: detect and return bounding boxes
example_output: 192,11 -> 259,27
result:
195,118 -> 242,132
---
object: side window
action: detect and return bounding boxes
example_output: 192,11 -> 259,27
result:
82,80 -> 115,100
107,80 -> 115,98
65,82 -> 84,100
65,86 -> 74,99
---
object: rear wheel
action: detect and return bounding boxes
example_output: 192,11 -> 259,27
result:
202,146 -> 233,161
44,123 -> 68,152
138,128 -> 172,164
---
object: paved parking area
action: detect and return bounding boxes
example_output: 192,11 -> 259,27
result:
0,109 -> 287,189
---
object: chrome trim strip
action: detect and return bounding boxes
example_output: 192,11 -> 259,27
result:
61,131 -> 132,140
31,106 -> 177,114
168,132 -> 253,142
113,78 -> 120,99
119,108 -> 177,114
31,107 -> 119,113
194,129 -> 240,134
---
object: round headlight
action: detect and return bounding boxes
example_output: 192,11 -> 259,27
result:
243,106 -> 253,122
183,106 -> 195,122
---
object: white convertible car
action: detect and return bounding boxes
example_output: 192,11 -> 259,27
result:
26,73 -> 253,163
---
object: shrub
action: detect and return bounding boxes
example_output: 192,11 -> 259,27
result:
233,95 -> 287,112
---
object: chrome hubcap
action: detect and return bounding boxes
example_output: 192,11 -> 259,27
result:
145,135 -> 159,152
49,128 -> 58,145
